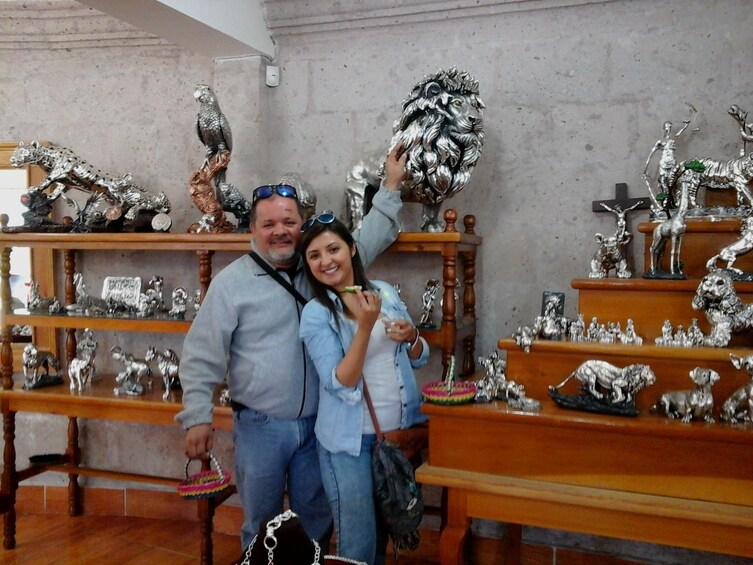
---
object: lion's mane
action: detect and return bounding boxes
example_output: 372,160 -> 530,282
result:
390,67 -> 485,206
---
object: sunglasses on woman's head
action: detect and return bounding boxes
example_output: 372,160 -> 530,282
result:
301,210 -> 336,232
252,184 -> 298,204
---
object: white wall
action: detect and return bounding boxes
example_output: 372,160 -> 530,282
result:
1,0 -> 752,562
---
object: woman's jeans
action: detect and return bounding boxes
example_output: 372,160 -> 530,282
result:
233,405 -> 332,549
318,434 -> 387,565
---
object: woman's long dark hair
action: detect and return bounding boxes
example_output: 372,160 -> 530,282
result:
297,216 -> 373,324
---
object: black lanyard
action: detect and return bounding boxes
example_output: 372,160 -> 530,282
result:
248,251 -> 308,306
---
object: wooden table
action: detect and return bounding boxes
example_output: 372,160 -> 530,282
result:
416,401 -> 753,565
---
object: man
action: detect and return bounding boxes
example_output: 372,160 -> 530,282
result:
176,145 -> 407,550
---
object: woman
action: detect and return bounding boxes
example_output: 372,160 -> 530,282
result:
298,215 -> 428,565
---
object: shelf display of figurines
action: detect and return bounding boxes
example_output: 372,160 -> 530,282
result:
26,279 -> 63,314
474,351 -> 540,411
21,343 -> 63,390
548,360 -> 656,417
8,141 -> 171,233
721,353 -> 753,424
68,328 -> 98,393
111,346 -> 153,397
588,200 -> 643,279
654,318 -> 705,348
145,346 -> 181,401
650,367 -> 719,424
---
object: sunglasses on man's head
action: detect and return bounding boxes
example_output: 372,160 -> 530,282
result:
301,210 -> 336,232
252,184 -> 298,204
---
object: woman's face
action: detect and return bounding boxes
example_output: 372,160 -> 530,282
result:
304,230 -> 356,291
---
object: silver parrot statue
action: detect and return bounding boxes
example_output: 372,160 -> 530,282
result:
194,83 -> 233,186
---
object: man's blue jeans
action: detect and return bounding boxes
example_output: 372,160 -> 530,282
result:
318,434 -> 387,565
233,406 -> 332,548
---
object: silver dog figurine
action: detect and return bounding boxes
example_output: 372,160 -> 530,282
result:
722,353 -> 753,424
651,367 -> 720,423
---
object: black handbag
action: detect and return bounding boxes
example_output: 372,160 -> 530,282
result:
363,381 -> 424,556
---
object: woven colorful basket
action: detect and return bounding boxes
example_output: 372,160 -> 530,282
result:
421,380 -> 476,405
177,452 -> 232,500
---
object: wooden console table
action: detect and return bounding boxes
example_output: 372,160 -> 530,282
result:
416,401 -> 753,565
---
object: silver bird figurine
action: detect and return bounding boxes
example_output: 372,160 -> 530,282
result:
194,84 -> 233,186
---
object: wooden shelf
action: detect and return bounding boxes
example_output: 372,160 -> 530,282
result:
425,215 -> 753,565
0,376 -> 231,430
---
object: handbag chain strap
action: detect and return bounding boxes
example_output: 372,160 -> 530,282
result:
240,509 -> 321,565
362,380 -> 386,442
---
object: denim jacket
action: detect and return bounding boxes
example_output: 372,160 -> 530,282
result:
299,280 -> 429,456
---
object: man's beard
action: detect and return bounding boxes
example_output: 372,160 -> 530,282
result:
266,247 -> 299,267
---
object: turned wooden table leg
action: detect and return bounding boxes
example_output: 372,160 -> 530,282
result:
65,417 -> 81,516
441,249 -> 457,375
504,524 -> 522,565
2,410 -> 17,549
197,250 -> 214,302
199,497 -> 215,565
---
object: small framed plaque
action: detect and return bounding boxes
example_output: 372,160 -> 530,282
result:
102,276 -> 142,309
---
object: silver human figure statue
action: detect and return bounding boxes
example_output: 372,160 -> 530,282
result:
643,110 -> 695,214
651,367 -> 719,424
728,104 -> 753,156
418,279 -> 440,328
589,201 -> 642,279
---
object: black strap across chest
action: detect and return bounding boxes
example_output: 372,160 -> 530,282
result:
248,251 -> 308,306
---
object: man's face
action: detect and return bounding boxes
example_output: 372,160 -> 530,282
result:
250,195 -> 304,267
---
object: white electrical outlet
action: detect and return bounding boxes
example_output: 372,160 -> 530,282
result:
266,65 -> 280,87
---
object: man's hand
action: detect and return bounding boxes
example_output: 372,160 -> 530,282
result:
185,423 -> 213,460
383,143 -> 408,190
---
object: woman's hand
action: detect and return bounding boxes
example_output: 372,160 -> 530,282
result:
351,289 -> 382,331
384,318 -> 417,343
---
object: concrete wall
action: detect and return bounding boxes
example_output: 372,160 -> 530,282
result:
1,0 -> 752,562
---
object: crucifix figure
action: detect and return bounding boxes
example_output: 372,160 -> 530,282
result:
589,183 -> 647,279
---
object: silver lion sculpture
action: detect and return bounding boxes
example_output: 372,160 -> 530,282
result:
549,360 -> 656,416
345,67 -> 485,232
